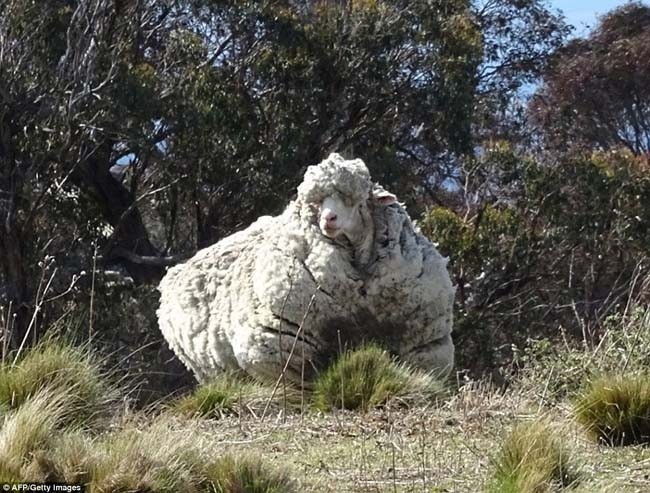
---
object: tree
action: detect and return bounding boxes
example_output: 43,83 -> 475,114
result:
0,0 -> 181,343
472,0 -> 570,144
421,143 -> 650,373
0,0 -> 574,382
0,0 -> 484,346
531,2 -> 650,156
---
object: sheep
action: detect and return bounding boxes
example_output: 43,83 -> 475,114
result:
157,153 -> 455,385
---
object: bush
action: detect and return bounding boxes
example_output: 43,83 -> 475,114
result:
312,344 -> 446,411
487,419 -> 578,493
0,338 -> 119,427
516,307 -> 650,402
574,373 -> 650,446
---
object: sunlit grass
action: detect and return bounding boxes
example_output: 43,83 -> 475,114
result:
170,371 -> 300,419
0,338 -> 119,427
203,454 -> 296,493
574,373 -> 650,446
312,344 -> 447,411
0,390 -> 70,482
487,419 -> 578,493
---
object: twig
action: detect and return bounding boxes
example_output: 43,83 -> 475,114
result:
89,241 -> 98,341
12,264 -> 58,366
277,263 -> 296,422
261,286 -> 320,421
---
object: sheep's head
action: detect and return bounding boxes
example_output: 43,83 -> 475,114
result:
297,153 -> 397,246
319,189 -> 396,241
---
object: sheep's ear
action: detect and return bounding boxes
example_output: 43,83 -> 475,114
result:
373,189 -> 397,205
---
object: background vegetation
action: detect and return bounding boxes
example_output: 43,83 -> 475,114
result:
0,0 -> 649,417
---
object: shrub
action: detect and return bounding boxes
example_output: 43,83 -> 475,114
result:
312,344 -> 446,411
515,307 -> 650,402
574,373 -> 650,446
203,454 -> 296,493
487,420 -> 578,493
0,338 -> 119,427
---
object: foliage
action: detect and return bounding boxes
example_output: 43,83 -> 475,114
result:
575,373 -> 650,446
487,419 -> 578,492
421,141 -> 650,373
532,2 -> 650,155
2,0 -> 645,388
312,344 -> 446,411
473,0 -> 570,144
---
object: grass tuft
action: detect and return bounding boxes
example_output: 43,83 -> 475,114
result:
0,338 -> 119,427
203,454 -> 296,493
82,418 -> 205,492
312,344 -> 447,411
0,389 -> 70,482
41,417 -> 296,493
574,373 -> 650,446
171,372 -> 299,419
487,419 -> 578,493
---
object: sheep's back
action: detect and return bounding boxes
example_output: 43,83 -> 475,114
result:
157,215 -> 275,380
365,203 -> 455,367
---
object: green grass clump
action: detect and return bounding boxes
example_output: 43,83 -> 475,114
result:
574,373 -> 650,446
203,454 -> 296,493
171,372 -> 298,419
0,338 -> 118,427
487,420 -> 578,493
312,344 -> 446,411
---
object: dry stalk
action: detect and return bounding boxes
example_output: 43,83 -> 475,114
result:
261,285 -> 319,421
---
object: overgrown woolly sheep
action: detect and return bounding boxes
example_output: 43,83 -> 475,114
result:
157,153 -> 455,384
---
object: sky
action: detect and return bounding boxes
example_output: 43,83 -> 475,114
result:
550,0 -> 637,35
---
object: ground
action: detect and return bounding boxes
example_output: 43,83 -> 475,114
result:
179,381 -> 650,492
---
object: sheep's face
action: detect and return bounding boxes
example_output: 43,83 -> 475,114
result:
318,189 -> 397,243
319,194 -> 363,241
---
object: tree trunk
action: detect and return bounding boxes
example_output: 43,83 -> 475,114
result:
0,183 -> 30,348
73,143 -> 165,283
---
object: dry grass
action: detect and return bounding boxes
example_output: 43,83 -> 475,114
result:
1,367 -> 648,491
2,309 -> 650,491
0,338 -> 119,427
0,389 -> 71,482
486,419 -> 579,492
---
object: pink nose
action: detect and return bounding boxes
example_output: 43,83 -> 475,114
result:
323,211 -> 337,227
